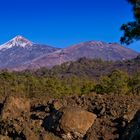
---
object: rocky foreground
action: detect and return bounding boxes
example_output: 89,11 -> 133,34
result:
0,93 -> 140,140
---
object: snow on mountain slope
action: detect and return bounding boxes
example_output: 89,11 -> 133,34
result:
0,35 -> 33,50
0,35 -> 60,68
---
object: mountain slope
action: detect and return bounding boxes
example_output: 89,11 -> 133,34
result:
33,55 -> 140,80
0,35 -> 59,68
19,41 -> 139,70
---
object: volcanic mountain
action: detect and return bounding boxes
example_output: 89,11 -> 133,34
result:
18,41 -> 139,70
0,35 -> 59,68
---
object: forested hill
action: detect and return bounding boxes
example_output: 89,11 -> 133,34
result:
0,55 -> 139,99
33,55 -> 140,79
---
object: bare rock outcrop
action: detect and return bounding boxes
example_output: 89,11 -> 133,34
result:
1,96 -> 30,120
60,107 -> 96,139
43,106 -> 96,139
0,96 -> 37,140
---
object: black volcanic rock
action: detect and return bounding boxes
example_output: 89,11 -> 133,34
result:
19,41 -> 139,70
0,36 -> 60,68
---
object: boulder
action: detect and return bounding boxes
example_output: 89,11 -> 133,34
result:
60,107 -> 97,138
1,96 -> 30,120
0,96 -> 32,139
0,135 -> 11,140
53,100 -> 63,111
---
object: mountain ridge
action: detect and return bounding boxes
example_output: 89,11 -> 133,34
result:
0,36 -> 139,70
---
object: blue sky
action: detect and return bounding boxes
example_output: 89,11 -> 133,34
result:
0,0 -> 140,52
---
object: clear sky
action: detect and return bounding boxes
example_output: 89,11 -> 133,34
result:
0,0 -> 140,52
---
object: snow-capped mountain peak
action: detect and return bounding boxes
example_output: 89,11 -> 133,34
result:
0,35 -> 33,50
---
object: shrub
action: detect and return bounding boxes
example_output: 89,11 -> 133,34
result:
96,70 -> 129,94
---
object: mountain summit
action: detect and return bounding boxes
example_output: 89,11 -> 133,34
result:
0,36 -> 59,68
0,35 -> 33,50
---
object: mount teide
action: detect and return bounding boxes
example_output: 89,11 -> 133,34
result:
0,35 -> 59,68
0,36 -> 138,70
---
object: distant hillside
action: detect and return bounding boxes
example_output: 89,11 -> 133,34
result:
34,55 -> 140,79
17,41 -> 138,70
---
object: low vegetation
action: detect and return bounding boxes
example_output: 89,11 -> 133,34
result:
0,57 -> 139,98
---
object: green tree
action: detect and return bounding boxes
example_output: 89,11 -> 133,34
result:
120,0 -> 140,44
96,70 -> 129,94
129,72 -> 140,94
81,79 -> 95,94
